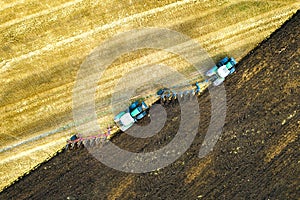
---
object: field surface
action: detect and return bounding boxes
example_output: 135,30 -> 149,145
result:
0,0 -> 299,191
1,9 -> 299,199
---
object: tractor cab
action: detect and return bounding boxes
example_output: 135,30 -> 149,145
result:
114,111 -> 135,131
217,65 -> 231,78
114,101 -> 149,131
206,57 -> 237,86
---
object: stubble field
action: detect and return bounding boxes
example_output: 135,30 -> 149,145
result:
0,0 -> 299,191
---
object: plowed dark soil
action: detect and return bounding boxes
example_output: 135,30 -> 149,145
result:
1,11 -> 299,200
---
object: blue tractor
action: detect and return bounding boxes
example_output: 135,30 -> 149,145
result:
206,57 -> 237,86
114,100 -> 149,131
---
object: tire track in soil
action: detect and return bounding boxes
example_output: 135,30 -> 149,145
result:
0,9 -> 299,200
